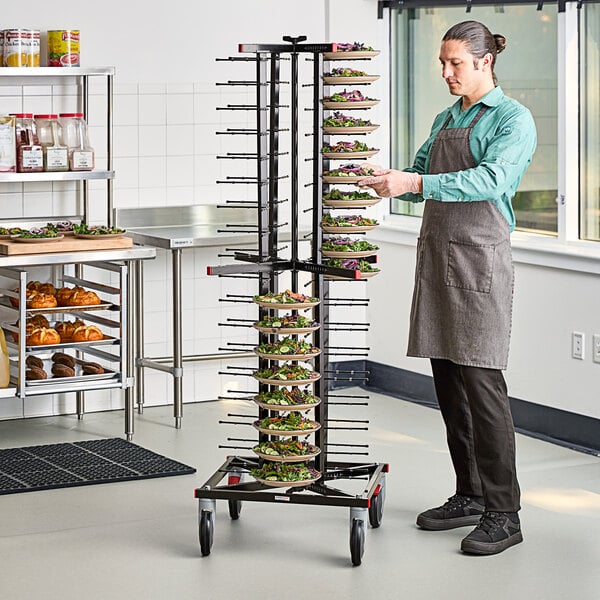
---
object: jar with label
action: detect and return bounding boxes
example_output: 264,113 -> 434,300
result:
34,114 -> 69,172
11,113 -> 43,173
59,113 -> 94,171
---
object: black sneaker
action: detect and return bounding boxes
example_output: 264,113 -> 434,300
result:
461,511 -> 523,555
416,494 -> 485,530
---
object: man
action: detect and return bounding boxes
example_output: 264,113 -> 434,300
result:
359,20 -> 537,555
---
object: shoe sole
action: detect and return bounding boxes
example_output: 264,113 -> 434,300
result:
416,514 -> 483,531
461,531 -> 523,555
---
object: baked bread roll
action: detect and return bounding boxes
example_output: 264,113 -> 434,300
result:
51,363 -> 75,378
71,325 -> 103,342
29,314 -> 50,328
26,355 -> 45,369
11,315 -> 50,343
11,320 -> 35,343
29,292 -> 57,309
54,319 -> 85,342
27,280 -> 57,297
9,287 -> 40,308
66,289 -> 101,306
82,361 -> 105,375
27,327 -> 61,346
26,366 -> 47,380
52,352 -> 76,368
56,286 -> 74,306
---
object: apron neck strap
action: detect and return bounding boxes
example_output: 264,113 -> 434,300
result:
441,104 -> 489,131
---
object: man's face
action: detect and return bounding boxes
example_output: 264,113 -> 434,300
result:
439,39 -> 492,100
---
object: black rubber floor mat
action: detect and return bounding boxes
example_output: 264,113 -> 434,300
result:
0,438 -> 196,495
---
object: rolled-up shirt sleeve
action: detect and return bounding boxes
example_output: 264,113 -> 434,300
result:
421,112 -> 536,203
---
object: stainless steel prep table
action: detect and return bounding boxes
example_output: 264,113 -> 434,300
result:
0,245 -> 157,439
115,206 -> 257,429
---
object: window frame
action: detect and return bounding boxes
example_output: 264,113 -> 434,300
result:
385,2 -> 600,254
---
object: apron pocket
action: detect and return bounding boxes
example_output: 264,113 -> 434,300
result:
446,240 -> 495,293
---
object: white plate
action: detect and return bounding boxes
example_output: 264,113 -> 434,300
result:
321,249 -> 378,259
322,175 -> 373,184
324,50 -> 380,60
253,324 -> 320,335
254,349 -> 321,361
253,420 -> 321,437
74,232 -> 125,239
326,270 -> 381,280
253,374 -> 321,387
321,224 -> 378,234
254,299 -> 319,310
323,75 -> 380,85
254,396 -> 321,412
254,474 -> 321,488
253,447 -> 321,463
321,150 -> 379,159
323,125 -> 379,134
323,100 -> 380,110
323,197 -> 381,208
11,234 -> 64,243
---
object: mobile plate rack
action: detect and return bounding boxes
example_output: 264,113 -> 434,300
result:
194,36 -> 388,566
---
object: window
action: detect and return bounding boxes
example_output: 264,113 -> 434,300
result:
580,4 -> 600,241
391,5 -> 559,235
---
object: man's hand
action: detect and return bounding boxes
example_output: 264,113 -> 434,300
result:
357,169 -> 422,198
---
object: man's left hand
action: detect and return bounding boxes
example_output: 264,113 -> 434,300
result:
358,169 -> 422,198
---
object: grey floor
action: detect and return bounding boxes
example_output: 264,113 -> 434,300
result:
0,390 -> 598,600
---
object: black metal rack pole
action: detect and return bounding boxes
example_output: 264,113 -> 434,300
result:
311,49 -> 329,475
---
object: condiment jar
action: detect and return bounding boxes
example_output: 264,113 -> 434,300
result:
34,114 -> 69,172
58,112 -> 94,171
11,113 -> 43,173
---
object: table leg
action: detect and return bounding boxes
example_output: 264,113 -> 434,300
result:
172,248 -> 183,429
135,259 -> 145,414
125,260 -> 135,441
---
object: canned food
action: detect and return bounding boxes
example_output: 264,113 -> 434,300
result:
47,30 -> 80,67
3,29 -> 40,67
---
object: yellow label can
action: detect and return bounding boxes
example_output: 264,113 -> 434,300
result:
47,30 -> 80,67
3,29 -> 40,67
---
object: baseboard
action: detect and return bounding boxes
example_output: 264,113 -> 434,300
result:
331,360 -> 600,456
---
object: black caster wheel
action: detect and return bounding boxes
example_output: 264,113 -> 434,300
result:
228,498 -> 242,520
199,509 -> 214,556
368,487 -> 384,528
350,518 -> 365,566
227,473 -> 242,520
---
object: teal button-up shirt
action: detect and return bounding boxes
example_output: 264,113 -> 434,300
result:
402,86 -> 537,232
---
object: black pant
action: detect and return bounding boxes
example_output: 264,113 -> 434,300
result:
430,358 -> 520,513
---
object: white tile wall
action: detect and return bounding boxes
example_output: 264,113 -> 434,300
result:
0,0 -> 384,421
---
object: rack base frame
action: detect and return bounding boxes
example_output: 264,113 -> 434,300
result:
194,457 -> 389,565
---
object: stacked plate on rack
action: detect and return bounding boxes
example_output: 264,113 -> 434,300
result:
250,291 -> 322,488
321,43 -> 382,282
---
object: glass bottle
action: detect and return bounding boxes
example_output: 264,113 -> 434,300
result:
34,114 -> 69,172
11,113 -> 43,173
59,112 -> 95,171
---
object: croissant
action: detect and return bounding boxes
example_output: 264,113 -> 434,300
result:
27,327 -> 61,346
71,325 -> 104,342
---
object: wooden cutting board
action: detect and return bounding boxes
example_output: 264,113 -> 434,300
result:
0,235 -> 133,255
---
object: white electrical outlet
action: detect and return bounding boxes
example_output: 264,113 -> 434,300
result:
593,334 -> 600,364
572,332 -> 585,360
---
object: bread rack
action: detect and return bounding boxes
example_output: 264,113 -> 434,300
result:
194,36 -> 388,566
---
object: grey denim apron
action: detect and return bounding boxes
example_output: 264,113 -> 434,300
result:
407,106 -> 514,369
